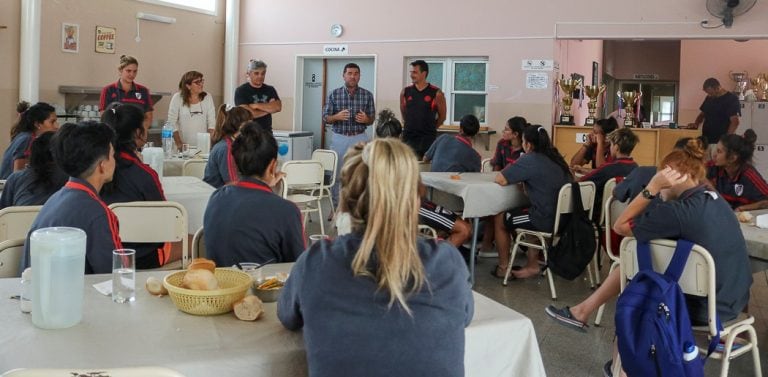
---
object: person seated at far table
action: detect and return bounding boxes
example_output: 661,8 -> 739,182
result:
545,139 -> 752,376
203,121 -> 304,267
278,138 -> 473,377
708,129 -> 768,211
492,126 -> 572,279
101,103 -> 169,269
569,117 -> 619,174
491,116 -> 527,171
423,114 -> 481,173
22,122 -> 122,274
203,105 -> 253,188
0,132 -> 67,209
0,102 -> 59,179
579,128 -> 639,221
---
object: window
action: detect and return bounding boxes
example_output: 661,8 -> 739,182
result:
406,57 -> 489,125
137,0 -> 216,15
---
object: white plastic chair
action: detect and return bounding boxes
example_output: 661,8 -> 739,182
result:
2,367 -> 187,377
0,180 -> 6,191
191,226 -> 205,259
591,177 -> 619,286
282,160 -> 325,236
481,158 -> 493,172
311,149 -> 338,213
0,239 -> 25,278
182,159 -> 207,179
108,201 -> 189,268
593,193 -> 629,326
0,205 -> 43,242
502,181 -> 597,301
619,238 -> 762,377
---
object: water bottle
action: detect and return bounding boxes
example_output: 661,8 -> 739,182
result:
162,122 -> 175,158
20,267 -> 32,313
683,342 -> 699,362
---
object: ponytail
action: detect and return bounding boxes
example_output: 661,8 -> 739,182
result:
522,125 -> 572,178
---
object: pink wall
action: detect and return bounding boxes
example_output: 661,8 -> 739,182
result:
604,41 -> 680,81
557,40 -> 603,126
679,39 -> 768,123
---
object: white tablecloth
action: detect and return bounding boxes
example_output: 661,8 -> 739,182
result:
161,176 -> 215,233
739,209 -> 768,271
163,156 -> 208,177
420,172 -> 528,218
0,265 -> 545,377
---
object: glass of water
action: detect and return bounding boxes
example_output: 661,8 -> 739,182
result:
112,249 -> 136,303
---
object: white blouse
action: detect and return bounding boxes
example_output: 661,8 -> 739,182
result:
166,92 -> 216,147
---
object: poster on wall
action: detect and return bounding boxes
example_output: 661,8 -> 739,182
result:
61,23 -> 79,53
95,26 -> 116,54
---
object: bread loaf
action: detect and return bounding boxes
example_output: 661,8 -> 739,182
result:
233,295 -> 264,321
181,269 -> 219,290
737,211 -> 753,223
188,258 -> 216,273
145,276 -> 168,296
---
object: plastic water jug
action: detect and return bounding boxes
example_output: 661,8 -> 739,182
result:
141,147 -> 165,179
162,122 -> 175,158
197,132 -> 211,154
30,227 -> 87,329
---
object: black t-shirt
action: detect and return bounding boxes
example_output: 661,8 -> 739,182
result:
234,83 -> 280,130
402,84 -> 440,138
700,92 -> 740,144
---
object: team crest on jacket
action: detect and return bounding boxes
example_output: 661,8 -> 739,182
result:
735,183 -> 744,196
135,92 -> 142,100
424,95 -> 432,102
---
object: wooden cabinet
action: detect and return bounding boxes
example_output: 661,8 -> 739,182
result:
552,125 -> 701,167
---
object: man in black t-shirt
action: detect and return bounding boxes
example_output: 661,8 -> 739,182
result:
234,60 -> 282,131
400,60 -> 447,158
687,78 -> 740,158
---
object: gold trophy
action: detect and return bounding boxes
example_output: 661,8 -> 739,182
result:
583,84 -> 606,126
729,70 -> 749,100
557,78 -> 581,125
752,75 -> 767,101
618,91 -> 640,127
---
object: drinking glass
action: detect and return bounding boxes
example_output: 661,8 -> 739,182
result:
239,262 -> 263,283
112,249 -> 136,303
182,144 -> 190,158
309,234 -> 328,246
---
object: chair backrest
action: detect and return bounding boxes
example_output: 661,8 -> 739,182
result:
273,176 -> 288,199
108,201 -> 189,268
0,206 -> 43,242
0,180 -> 6,191
551,181 -> 597,234
418,161 -> 431,173
0,239 -> 25,278
281,160 -> 324,187
182,159 -> 207,179
481,158 -> 493,173
619,237 -> 718,336
191,226 -> 205,259
2,367 -> 187,377
603,194 -> 629,259
599,177 -> 618,226
311,149 -> 338,188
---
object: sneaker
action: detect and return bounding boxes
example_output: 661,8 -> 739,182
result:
602,360 -> 613,377
544,305 -> 588,332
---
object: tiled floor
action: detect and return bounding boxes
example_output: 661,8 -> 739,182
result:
306,210 -> 767,377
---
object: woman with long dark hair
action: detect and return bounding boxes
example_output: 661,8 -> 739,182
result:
203,105 -> 253,188
492,125 -> 572,279
0,132 -> 67,208
708,129 -> 768,211
0,102 -> 58,179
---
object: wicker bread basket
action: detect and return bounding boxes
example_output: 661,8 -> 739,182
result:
163,268 -> 252,315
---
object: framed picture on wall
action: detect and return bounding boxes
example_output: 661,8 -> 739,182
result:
95,26 -> 116,54
61,23 -> 79,53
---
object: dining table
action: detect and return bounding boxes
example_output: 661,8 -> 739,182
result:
420,172 -> 529,284
738,209 -> 768,272
0,264 -> 546,377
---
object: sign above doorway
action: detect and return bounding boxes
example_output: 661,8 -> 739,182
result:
323,44 -> 349,56
633,73 -> 660,80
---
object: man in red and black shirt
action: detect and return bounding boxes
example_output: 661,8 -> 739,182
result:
400,60 -> 446,159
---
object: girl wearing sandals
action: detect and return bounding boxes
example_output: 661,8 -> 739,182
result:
492,125 -> 572,279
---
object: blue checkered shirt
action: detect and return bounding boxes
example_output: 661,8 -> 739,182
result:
323,86 -> 375,135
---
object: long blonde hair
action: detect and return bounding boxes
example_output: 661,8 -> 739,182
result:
339,138 -> 425,314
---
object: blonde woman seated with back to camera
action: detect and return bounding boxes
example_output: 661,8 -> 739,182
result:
278,138 -> 474,377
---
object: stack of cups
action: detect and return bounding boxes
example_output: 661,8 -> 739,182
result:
197,133 -> 211,155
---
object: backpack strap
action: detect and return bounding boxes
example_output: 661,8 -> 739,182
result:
663,239 -> 694,281
636,241 -> 653,271
570,182 -> 585,213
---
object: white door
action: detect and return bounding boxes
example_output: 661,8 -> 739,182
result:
298,57 -> 376,149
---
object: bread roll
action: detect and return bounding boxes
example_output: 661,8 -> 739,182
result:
234,295 -> 264,321
181,269 -> 219,290
188,258 -> 216,273
737,211 -> 753,223
145,276 -> 168,296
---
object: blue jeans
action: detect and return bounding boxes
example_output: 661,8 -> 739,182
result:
330,132 -> 369,206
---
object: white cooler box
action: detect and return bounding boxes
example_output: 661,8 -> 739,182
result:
274,131 -> 313,161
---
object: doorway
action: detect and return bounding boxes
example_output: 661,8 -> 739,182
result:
295,56 -> 377,150
617,81 -> 679,124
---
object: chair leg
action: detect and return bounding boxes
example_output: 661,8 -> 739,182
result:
503,234 -> 521,286
586,262 -> 596,289
594,260 -> 619,326
593,247 -> 602,286
543,244 -> 557,300
317,199 -> 325,236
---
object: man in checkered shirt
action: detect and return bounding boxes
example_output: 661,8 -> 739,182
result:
323,63 -> 376,207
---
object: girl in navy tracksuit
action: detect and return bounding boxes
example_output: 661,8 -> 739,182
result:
491,116 -> 527,171
0,102 -> 59,179
204,105 -> 253,188
492,125 -> 572,279
101,103 -> 168,269
0,132 -> 67,209
707,129 -> 768,211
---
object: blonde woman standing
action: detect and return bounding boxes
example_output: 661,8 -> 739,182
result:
278,138 -> 473,377
99,55 -> 153,130
167,71 -> 216,150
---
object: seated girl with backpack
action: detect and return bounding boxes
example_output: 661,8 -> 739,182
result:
545,138 -> 752,375
708,129 -> 768,211
491,125 -> 572,279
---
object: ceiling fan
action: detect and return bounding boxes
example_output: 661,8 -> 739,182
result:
706,0 -> 757,28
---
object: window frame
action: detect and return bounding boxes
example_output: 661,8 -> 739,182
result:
405,57 -> 489,125
136,0 -> 217,15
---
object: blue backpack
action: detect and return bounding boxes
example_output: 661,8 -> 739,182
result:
615,239 -> 720,377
